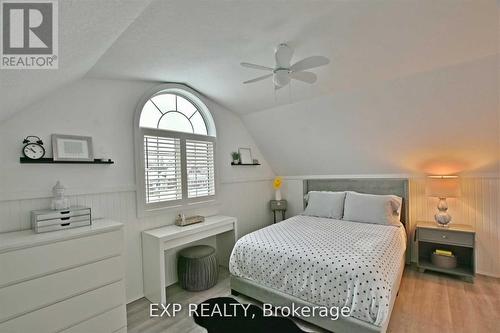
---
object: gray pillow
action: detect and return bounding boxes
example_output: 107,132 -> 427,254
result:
343,191 -> 402,226
303,191 -> 346,219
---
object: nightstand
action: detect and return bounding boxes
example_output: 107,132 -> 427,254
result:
270,200 -> 287,223
416,221 -> 475,282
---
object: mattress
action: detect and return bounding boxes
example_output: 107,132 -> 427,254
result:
229,215 -> 406,326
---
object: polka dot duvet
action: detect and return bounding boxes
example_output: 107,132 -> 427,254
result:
229,215 -> 406,326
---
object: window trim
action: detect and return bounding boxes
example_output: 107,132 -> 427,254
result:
134,84 -> 218,217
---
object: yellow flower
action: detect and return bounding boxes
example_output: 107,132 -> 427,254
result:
273,177 -> 282,189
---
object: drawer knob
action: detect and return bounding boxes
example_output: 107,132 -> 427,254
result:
442,235 -> 447,239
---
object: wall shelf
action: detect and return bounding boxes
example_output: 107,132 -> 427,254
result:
230,162 -> 261,166
20,157 -> 114,164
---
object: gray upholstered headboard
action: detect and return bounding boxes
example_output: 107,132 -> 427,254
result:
303,178 -> 409,227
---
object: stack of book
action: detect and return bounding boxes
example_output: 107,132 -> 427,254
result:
434,249 -> 454,257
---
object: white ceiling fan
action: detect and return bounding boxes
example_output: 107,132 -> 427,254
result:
241,43 -> 330,89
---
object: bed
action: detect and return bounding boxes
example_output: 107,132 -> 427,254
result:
229,178 -> 409,333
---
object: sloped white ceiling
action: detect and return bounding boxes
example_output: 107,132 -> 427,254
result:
0,0 -> 152,122
1,0 -> 497,120
1,0 -> 498,182
87,0 -> 498,114
243,55 -> 499,176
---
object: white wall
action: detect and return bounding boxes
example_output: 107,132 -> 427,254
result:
0,78 -> 276,302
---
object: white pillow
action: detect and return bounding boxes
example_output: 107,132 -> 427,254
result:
343,191 -> 402,226
303,191 -> 346,219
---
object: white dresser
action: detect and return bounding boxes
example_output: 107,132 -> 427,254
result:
0,219 -> 127,333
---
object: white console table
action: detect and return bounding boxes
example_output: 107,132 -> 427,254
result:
141,215 -> 237,304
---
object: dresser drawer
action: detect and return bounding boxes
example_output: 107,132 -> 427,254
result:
59,305 -> 126,333
419,228 -> 474,247
0,256 -> 123,322
0,280 -> 125,333
0,229 -> 123,287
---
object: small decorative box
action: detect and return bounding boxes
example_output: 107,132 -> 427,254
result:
31,206 -> 91,233
175,215 -> 205,227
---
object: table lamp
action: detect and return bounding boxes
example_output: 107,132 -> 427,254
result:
426,176 -> 460,227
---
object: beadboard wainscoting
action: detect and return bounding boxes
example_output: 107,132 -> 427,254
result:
280,177 -> 500,278
0,78 -> 277,304
0,179 -> 274,303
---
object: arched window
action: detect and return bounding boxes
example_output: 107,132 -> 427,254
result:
135,84 -> 216,215
139,93 -> 208,135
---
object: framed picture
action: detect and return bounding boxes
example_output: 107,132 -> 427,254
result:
238,147 -> 253,164
52,134 -> 94,161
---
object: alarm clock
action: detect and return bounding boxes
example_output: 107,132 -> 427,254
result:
22,136 -> 45,160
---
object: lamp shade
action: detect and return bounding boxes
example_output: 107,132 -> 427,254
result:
426,176 -> 460,198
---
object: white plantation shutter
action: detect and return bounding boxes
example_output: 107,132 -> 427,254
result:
186,139 -> 215,198
144,135 -> 182,203
137,89 -> 217,214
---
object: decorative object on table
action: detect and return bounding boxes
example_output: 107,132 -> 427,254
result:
177,245 -> 218,291
52,134 -> 94,162
238,147 -> 252,164
415,221 -> 475,282
193,297 -> 306,333
175,214 -> 205,227
51,180 -> 70,210
22,135 -> 45,160
31,206 -> 91,233
273,176 -> 283,201
270,199 -> 287,223
231,152 -> 240,164
426,175 -> 460,227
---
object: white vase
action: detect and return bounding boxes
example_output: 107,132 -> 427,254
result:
275,189 -> 282,201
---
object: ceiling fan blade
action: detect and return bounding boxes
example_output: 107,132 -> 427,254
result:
275,43 -> 293,68
290,56 -> 330,72
240,62 -> 274,71
243,73 -> 273,84
290,71 -> 317,84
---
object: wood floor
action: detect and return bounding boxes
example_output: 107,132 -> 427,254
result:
127,266 -> 500,333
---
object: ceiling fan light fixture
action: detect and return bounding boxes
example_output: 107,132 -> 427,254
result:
273,69 -> 291,87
